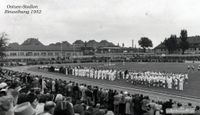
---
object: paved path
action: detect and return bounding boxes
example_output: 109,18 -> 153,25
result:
4,66 -> 200,106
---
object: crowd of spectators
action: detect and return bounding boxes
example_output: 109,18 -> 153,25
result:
0,68 -> 199,115
3,54 -> 200,67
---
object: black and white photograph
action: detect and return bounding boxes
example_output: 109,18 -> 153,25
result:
1,0 -> 200,115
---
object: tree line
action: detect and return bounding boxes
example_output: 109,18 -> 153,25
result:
163,29 -> 189,54
137,29 -> 190,54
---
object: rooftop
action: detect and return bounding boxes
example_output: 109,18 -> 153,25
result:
6,38 -> 77,51
6,38 -> 117,51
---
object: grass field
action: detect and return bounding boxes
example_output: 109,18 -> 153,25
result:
30,62 -> 200,99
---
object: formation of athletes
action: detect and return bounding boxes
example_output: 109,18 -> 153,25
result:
63,66 -> 189,91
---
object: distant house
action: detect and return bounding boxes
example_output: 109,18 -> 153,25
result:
154,36 -> 200,54
5,38 -> 83,60
72,40 -> 117,55
98,40 -> 116,48
73,40 -> 85,48
86,40 -> 99,48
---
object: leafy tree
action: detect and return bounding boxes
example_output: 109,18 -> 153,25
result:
138,37 -> 153,52
164,35 -> 179,54
179,29 -> 189,54
0,32 -> 8,59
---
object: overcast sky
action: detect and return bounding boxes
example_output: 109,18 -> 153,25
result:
1,0 -> 200,48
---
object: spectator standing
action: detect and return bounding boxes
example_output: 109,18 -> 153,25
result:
38,101 -> 56,115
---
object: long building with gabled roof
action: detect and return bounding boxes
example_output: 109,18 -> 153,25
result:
5,38 -> 83,60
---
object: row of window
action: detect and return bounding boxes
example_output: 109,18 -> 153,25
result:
7,51 -> 81,57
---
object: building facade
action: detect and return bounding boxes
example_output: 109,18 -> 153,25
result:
5,38 -> 83,60
5,50 -> 83,59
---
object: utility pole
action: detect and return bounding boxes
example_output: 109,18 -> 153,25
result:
61,42 -> 63,59
73,44 -> 75,58
132,40 -> 134,48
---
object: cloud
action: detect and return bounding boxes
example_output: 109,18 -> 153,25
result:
1,0 -> 200,47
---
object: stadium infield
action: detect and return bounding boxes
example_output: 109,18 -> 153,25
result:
4,62 -> 200,105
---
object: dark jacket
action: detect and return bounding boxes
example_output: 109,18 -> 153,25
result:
54,101 -> 74,115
